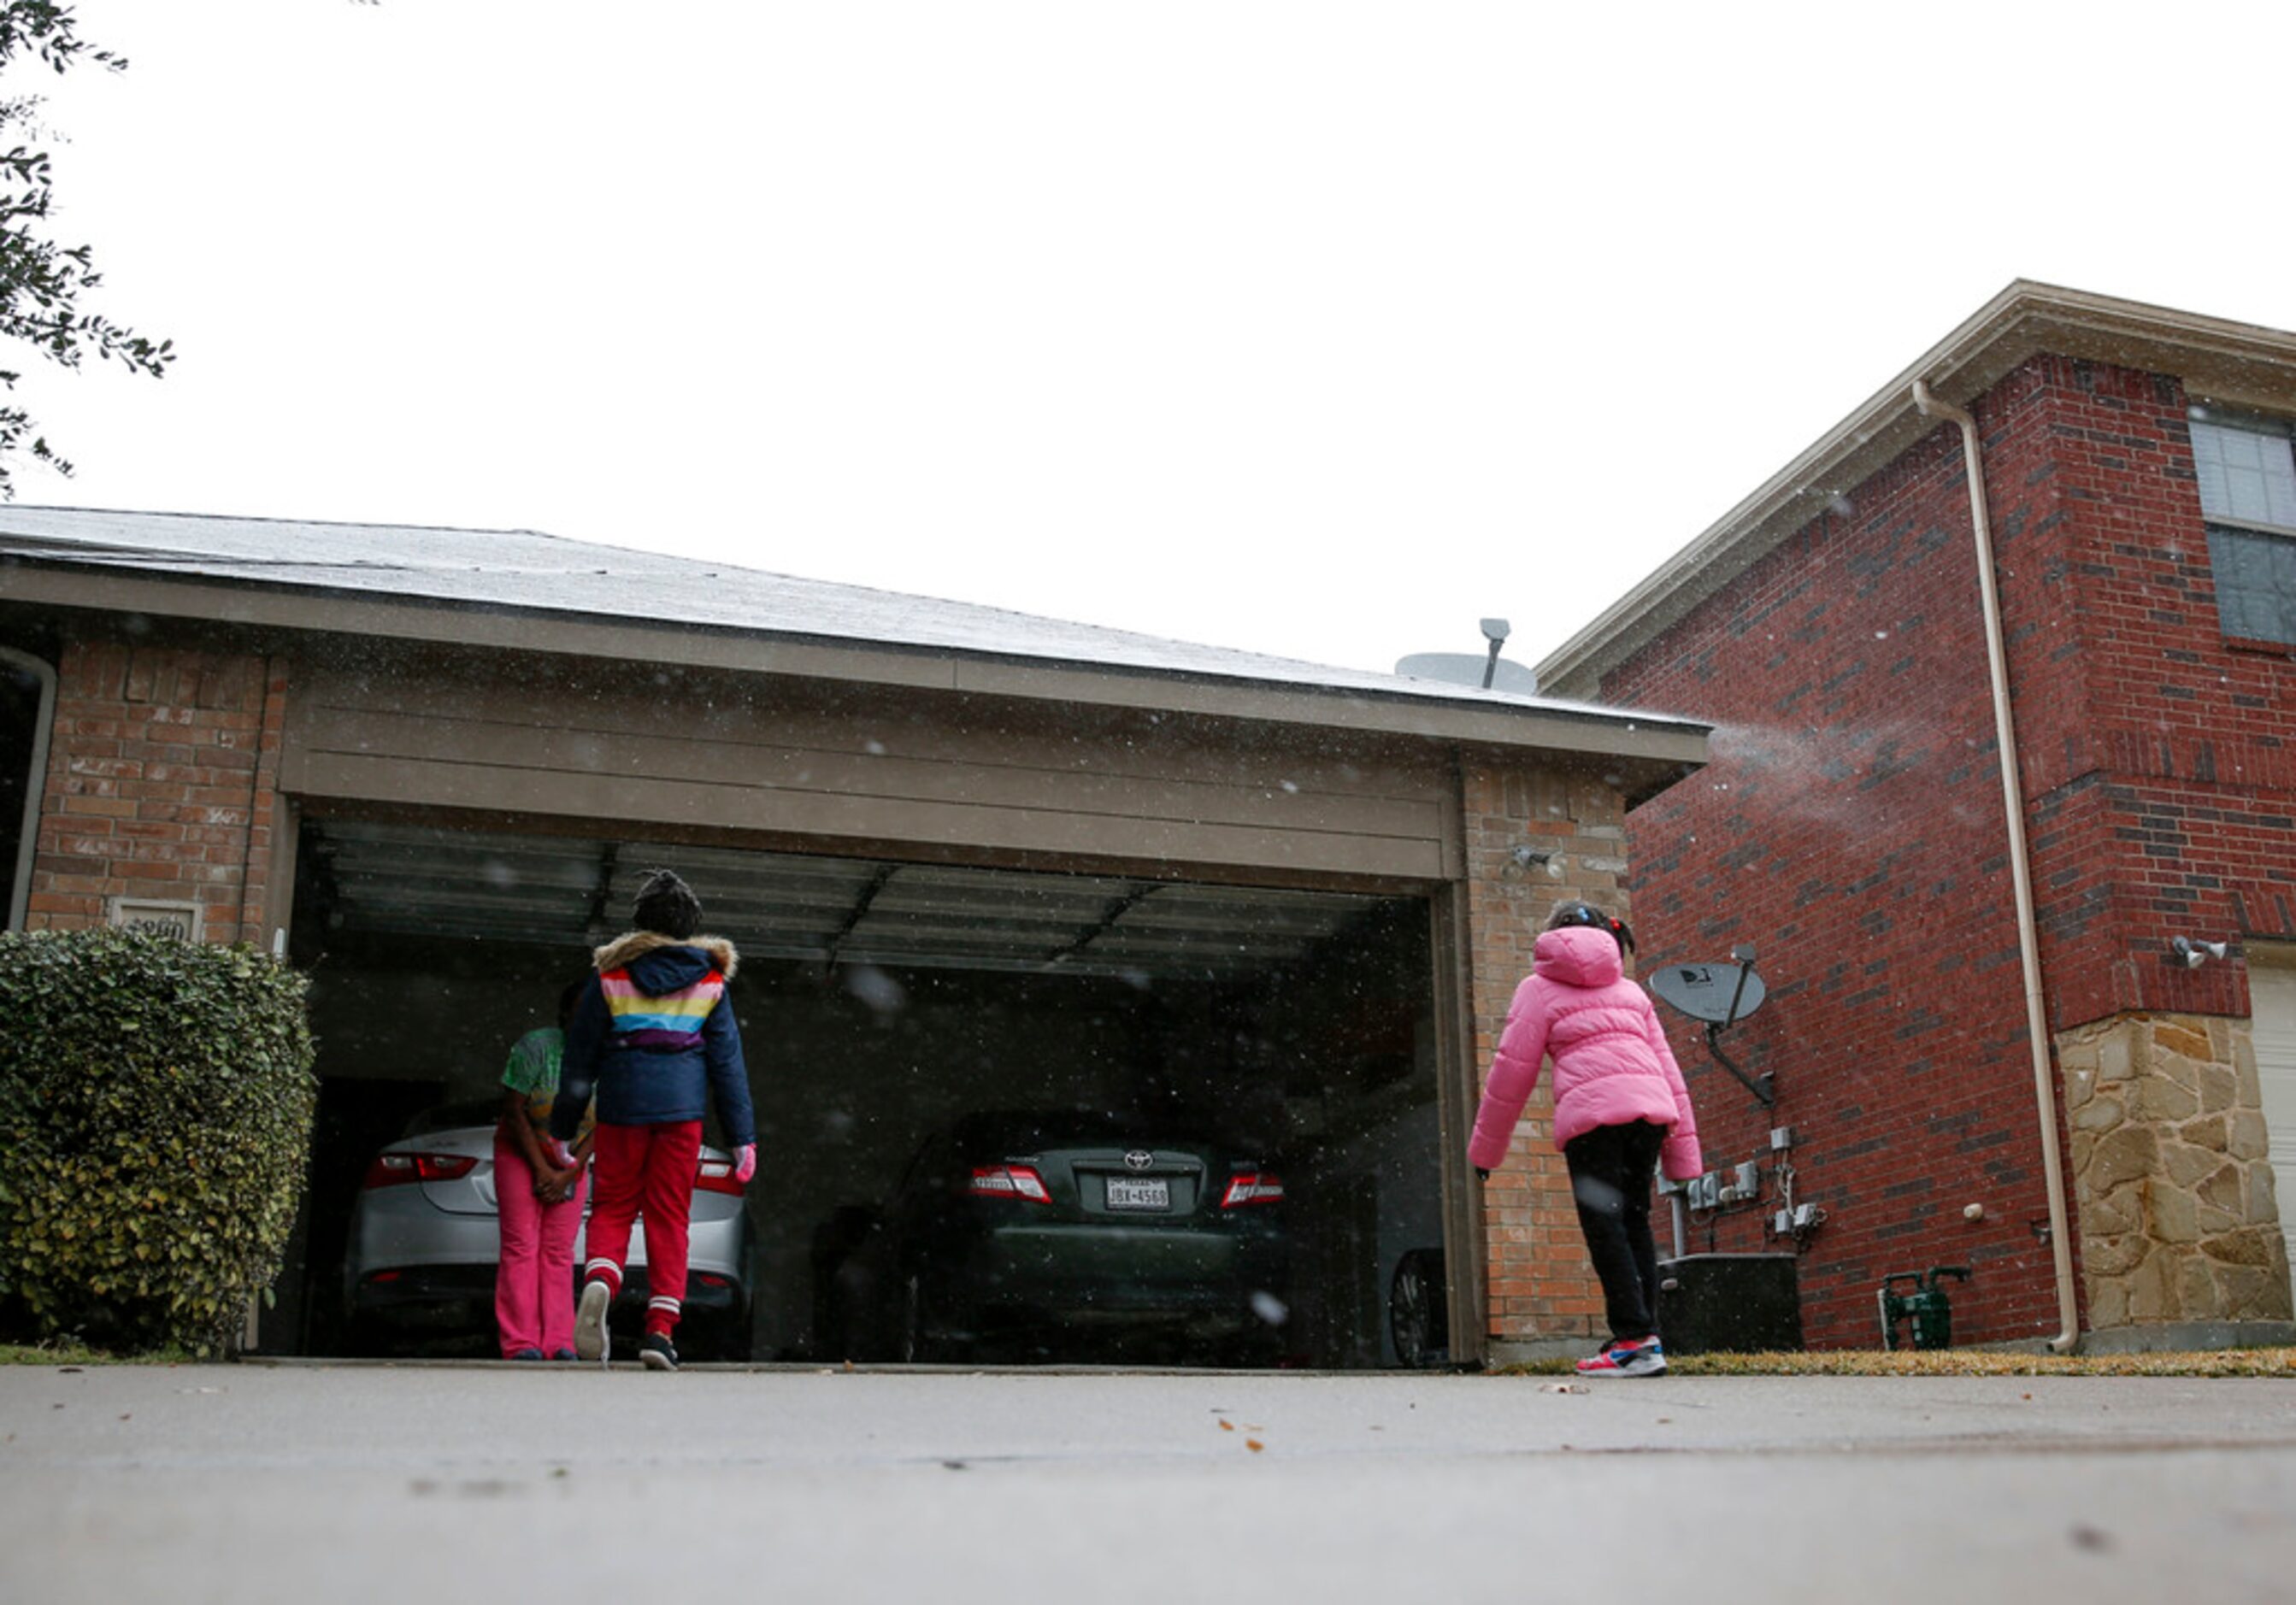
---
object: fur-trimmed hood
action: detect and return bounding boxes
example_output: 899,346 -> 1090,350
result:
592,930 -> 740,979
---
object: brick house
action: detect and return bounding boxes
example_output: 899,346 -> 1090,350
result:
1538,282 -> 2296,1352
2,509 -> 1704,1361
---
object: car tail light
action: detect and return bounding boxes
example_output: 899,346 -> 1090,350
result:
362,1152 -> 479,1188
967,1164 -> 1051,1203
1221,1173 -> 1284,1208
696,1158 -> 745,1196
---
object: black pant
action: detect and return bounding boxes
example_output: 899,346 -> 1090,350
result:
1563,1120 -> 1667,1343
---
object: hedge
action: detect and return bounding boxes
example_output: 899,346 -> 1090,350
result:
0,926 -> 317,1355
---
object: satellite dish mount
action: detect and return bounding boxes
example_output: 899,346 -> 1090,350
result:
1648,943 -> 1775,1108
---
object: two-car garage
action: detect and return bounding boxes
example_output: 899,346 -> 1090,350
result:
0,509 -> 1711,1369
286,814 -> 1448,1367
269,640 -> 1471,1367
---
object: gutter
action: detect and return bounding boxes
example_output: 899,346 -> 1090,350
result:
1911,379 -> 2081,1355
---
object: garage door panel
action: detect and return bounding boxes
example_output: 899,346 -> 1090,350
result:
288,681 -> 1459,881
296,667 -> 1446,803
300,750 -> 1451,880
295,704 -> 1445,850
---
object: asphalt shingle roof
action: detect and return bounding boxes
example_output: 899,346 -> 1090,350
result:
0,505 -> 1651,720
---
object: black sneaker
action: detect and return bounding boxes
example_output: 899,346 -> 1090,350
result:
639,1332 -> 680,1372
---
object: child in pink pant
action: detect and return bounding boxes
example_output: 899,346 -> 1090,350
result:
492,1133 -> 589,1358
494,986 -> 596,1360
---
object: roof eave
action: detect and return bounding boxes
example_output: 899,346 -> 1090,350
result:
3,556 -> 1710,777
1535,279 -> 2296,698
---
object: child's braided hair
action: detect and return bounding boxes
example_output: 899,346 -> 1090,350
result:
1545,899 -> 1635,955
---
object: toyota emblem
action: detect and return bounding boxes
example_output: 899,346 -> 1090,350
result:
1123,1149 -> 1154,1171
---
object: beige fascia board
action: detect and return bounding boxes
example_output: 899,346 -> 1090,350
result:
1537,280 -> 2296,699
3,561 -> 1709,774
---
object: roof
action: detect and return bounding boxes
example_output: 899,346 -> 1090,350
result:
1535,281 -> 2296,698
0,504 -> 1708,783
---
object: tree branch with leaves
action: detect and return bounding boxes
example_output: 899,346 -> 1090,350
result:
0,2 -> 171,495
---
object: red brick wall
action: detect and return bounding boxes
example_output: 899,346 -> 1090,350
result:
1601,350 -> 2296,1346
2007,357 -> 2296,985
1460,760 -> 1630,1350
28,635 -> 289,945
1602,372 -> 2071,1348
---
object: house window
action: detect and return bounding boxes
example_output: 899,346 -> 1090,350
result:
2,646 -> 56,930
2192,409 -> 2296,645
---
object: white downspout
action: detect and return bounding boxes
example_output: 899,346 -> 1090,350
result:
1912,379 -> 2081,1353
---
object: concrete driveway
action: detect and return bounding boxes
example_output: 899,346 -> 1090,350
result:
5,1360 -> 2293,1602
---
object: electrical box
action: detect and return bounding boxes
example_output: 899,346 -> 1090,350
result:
1656,1254 -> 1803,1354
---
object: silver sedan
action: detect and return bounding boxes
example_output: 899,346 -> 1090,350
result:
344,1102 -> 755,1360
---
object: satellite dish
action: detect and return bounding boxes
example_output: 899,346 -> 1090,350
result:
1649,961 -> 1767,1027
1394,653 -> 1539,694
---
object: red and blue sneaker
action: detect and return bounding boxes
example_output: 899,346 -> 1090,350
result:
1575,1336 -> 1666,1377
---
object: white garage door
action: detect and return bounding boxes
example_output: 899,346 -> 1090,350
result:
2247,945 -> 2296,1236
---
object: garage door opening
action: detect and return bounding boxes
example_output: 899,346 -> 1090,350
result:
281,817 -> 1451,1368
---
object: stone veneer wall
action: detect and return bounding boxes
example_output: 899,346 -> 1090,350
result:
2059,1013 -> 2293,1332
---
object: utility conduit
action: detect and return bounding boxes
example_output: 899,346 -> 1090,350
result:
1912,379 -> 2081,1354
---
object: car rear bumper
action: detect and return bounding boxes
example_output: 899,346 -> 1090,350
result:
950,1221 -> 1288,1323
344,1193 -> 751,1327
349,1265 -> 745,1320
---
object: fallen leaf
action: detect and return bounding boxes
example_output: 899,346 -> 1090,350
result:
1245,1439 -> 1264,1453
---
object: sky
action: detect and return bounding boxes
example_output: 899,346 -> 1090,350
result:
15,1 -> 2296,680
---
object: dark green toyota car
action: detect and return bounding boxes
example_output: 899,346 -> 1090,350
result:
822,1109 -> 1292,1366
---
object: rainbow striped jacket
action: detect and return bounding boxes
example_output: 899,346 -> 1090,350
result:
550,932 -> 757,1143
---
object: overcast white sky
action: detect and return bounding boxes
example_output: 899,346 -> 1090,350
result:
17,2 -> 2296,678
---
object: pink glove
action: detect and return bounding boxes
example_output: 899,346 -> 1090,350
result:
733,1143 -> 757,1185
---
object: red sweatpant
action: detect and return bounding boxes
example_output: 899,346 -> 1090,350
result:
581,1120 -> 702,1338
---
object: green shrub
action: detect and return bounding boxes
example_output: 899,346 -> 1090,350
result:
0,926 -> 317,1355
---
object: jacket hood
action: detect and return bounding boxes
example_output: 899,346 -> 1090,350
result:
592,929 -> 740,980
1534,923 -> 1625,987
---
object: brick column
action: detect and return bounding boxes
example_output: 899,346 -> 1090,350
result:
29,638 -> 284,944
1460,758 -> 1637,1358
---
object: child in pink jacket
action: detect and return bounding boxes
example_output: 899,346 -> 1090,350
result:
1469,901 -> 1703,1377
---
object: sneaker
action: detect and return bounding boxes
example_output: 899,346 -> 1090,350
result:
574,1279 -> 613,1363
639,1332 -> 679,1372
1575,1337 -> 1666,1378
508,1347 -> 545,1361
550,1348 -> 578,1362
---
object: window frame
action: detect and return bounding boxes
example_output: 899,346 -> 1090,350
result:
2190,406 -> 2296,649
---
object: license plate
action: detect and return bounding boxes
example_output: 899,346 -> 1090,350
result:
1105,1176 -> 1170,1212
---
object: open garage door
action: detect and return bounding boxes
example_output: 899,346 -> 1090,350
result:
282,817 -> 1451,1368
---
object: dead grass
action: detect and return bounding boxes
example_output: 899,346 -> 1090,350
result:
1494,1347 -> 2296,1379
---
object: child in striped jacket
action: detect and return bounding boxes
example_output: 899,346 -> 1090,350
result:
550,868 -> 757,1371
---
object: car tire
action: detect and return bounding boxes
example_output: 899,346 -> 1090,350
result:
1389,1248 -> 1450,1369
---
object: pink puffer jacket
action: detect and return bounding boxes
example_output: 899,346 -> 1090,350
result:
1468,924 -> 1703,1179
